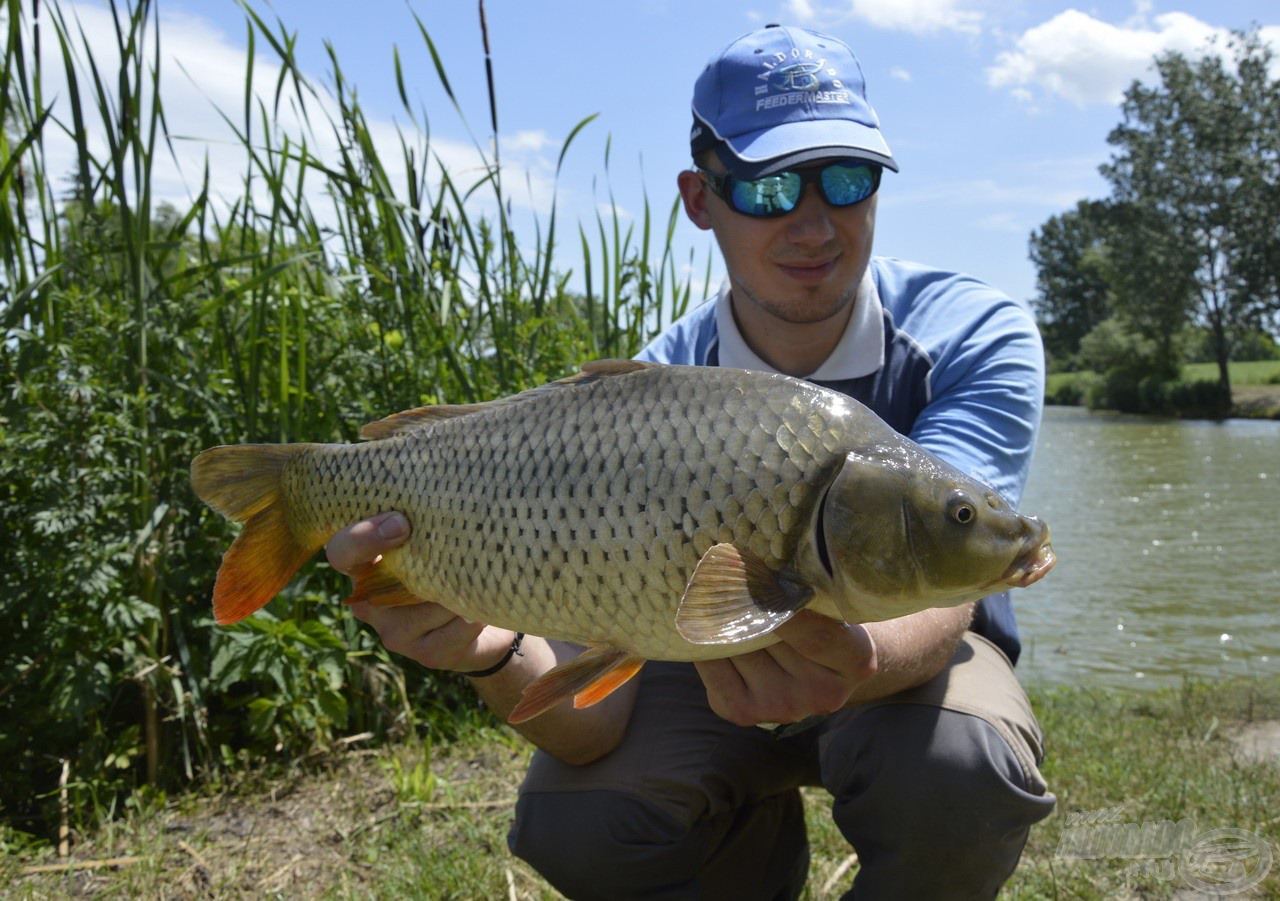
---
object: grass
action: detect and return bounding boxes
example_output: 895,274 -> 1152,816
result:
1046,359 -> 1280,395
7,676 -> 1278,899
1180,360 -> 1280,386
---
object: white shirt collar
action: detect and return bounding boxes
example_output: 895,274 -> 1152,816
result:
713,269 -> 885,380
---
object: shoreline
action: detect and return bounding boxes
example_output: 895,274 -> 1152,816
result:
1047,384 -> 1280,420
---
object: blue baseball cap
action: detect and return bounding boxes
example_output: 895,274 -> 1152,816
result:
690,24 -> 898,179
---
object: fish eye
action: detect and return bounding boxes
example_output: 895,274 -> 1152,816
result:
948,496 -> 977,525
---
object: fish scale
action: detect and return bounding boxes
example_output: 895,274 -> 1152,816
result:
192,360 -> 1055,722
278,364 -> 844,660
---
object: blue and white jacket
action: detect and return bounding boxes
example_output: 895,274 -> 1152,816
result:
637,255 -> 1045,664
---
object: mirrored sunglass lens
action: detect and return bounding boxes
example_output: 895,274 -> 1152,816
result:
821,164 -> 876,205
731,173 -> 802,216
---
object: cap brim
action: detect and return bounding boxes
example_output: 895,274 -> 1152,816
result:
717,118 -> 898,179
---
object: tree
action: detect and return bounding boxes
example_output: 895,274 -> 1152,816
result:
1097,200 -> 1199,381
1101,29 -> 1280,407
1028,199 -> 1115,369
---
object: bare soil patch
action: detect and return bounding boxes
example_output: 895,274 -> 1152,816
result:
1231,385 -> 1280,418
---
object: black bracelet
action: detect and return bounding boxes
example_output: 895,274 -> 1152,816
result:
462,632 -> 525,677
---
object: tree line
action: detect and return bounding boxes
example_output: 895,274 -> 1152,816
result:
1029,30 -> 1280,414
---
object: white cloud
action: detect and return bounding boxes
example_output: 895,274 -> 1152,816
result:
889,66 -> 912,81
786,0 -> 818,21
784,0 -> 983,35
851,0 -> 982,35
598,202 -> 633,221
503,130 -> 554,155
973,212 -> 1025,233
893,175 -> 1086,212
986,10 -> 1239,107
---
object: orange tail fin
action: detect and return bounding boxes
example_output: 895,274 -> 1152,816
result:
191,444 -> 322,624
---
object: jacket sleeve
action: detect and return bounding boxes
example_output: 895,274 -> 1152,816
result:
904,279 -> 1045,511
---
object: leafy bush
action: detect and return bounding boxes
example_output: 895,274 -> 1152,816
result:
0,0 -> 695,835
1166,378 -> 1231,418
1044,372 -> 1100,406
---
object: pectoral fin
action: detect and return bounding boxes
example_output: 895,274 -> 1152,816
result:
508,647 -> 645,724
343,562 -> 422,608
675,543 -> 813,645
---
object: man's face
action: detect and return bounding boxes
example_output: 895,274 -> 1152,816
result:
678,158 -> 877,327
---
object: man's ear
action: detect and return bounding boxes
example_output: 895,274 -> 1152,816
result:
677,170 -> 713,231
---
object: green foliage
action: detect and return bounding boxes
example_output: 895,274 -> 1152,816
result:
1028,199 -> 1115,369
1103,30 -> 1280,397
1044,371 -> 1098,406
1165,378 -> 1231,418
384,741 -> 440,805
1185,326 -> 1280,363
1072,318 -> 1232,415
1030,28 -> 1280,407
0,0 -> 696,836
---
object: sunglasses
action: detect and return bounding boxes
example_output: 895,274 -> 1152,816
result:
699,161 -> 882,219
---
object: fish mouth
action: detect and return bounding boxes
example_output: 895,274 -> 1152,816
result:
1004,543 -> 1056,588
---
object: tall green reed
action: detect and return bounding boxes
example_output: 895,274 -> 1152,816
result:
0,0 -> 703,838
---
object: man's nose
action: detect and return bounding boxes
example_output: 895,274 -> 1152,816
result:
785,184 -> 836,244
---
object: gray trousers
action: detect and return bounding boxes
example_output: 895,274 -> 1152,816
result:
507,632 -> 1055,900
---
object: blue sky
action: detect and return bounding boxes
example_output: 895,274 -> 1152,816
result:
41,1 -> 1280,310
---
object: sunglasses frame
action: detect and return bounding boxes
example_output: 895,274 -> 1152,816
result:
698,161 -> 883,219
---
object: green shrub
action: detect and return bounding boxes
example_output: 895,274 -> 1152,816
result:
0,0 -> 695,836
1045,372 -> 1098,406
1167,378 -> 1231,418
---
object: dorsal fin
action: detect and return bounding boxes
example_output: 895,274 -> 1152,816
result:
359,359 -> 658,441
574,358 -> 652,378
359,402 -> 495,440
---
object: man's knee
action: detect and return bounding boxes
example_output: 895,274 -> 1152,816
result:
509,787 -> 809,901
824,703 -> 1053,832
508,789 -> 705,900
821,704 -> 1055,897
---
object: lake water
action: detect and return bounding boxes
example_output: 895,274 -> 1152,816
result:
1014,406 -> 1280,690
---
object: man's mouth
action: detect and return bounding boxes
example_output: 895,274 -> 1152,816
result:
777,257 -> 838,282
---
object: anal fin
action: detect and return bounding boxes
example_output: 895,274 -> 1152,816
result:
508,647 -> 645,724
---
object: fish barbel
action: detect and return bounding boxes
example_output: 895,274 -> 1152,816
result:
191,360 -> 1054,722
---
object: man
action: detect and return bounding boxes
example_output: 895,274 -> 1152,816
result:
327,24 -> 1054,899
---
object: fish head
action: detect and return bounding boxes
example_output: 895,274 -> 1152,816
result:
819,444 -> 1055,623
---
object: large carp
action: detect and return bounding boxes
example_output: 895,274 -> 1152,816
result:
191,360 -> 1054,722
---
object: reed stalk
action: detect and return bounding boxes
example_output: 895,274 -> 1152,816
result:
0,0 -> 704,837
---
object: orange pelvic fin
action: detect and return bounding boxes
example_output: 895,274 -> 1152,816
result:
507,647 -> 645,725
344,562 -> 422,609
191,444 -> 323,625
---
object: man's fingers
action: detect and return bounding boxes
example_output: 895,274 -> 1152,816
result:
696,614 -> 879,726
773,611 -> 877,680
693,657 -> 755,724
351,599 -> 506,671
325,511 -> 410,575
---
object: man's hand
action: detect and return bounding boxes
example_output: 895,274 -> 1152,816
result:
694,611 -> 878,727
326,513 -> 633,763
326,512 -> 515,673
